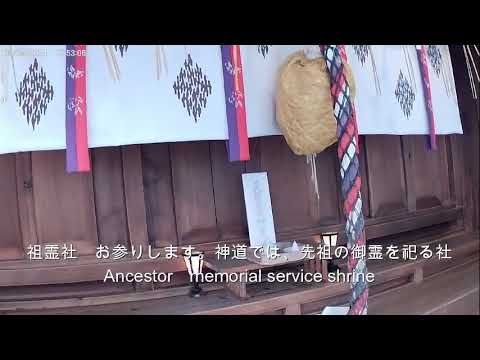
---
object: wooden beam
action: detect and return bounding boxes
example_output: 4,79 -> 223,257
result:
365,206 -> 461,240
368,258 -> 479,315
0,257 -> 185,287
1,235 -> 476,314
401,136 -> 417,212
192,281 -> 349,315
121,145 -> 149,249
15,152 -> 38,252
449,45 -> 479,234
92,147 -> 129,247
0,283 -> 224,313
0,206 -> 464,287
196,205 -> 463,250
284,303 -> 301,315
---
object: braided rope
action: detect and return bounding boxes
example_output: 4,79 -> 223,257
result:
321,45 -> 368,315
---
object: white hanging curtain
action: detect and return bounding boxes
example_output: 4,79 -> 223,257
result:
0,45 -> 464,157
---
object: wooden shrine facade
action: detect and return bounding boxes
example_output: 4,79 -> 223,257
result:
0,46 -> 478,292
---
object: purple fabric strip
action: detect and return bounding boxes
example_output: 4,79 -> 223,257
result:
221,45 -> 240,161
65,45 -> 77,173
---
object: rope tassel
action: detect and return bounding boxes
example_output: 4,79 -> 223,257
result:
321,45 -> 368,315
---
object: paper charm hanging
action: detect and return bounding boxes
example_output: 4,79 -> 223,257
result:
155,45 -> 168,79
352,45 -> 381,95
0,47 -> 9,104
436,46 -> 456,98
423,45 -> 456,100
65,45 -> 90,172
221,45 -> 250,162
402,45 -> 417,94
102,45 -> 121,81
102,45 -> 169,82
462,45 -> 479,99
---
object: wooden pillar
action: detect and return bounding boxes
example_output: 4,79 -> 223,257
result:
449,46 -> 479,236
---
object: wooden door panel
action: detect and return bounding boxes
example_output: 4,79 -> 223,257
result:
412,136 -> 450,209
92,147 -> 129,248
142,143 -> 177,248
365,136 -> 407,217
358,136 -> 371,218
210,141 -> 248,240
31,150 -> 98,254
315,144 -> 342,224
259,136 -> 318,230
448,134 -> 465,207
170,141 -> 217,245
0,154 -> 24,260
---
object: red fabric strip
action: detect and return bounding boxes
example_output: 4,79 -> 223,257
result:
74,45 -> 90,172
231,45 -> 249,161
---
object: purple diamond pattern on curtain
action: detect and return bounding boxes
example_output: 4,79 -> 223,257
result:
395,71 -> 415,118
257,45 -> 271,58
427,45 -> 442,77
173,54 -> 212,123
15,58 -> 54,130
114,45 -> 128,57
353,45 -> 369,65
